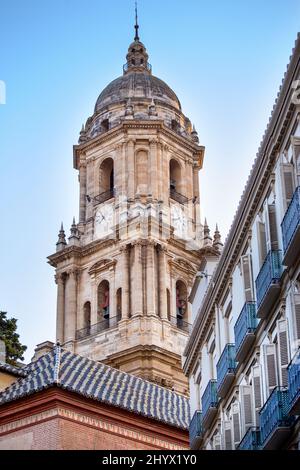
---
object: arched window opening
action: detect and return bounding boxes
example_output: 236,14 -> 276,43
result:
99,158 -> 114,201
169,158 -> 182,194
116,288 -> 122,320
166,288 -> 171,321
83,301 -> 91,332
101,119 -> 109,132
171,119 -> 179,132
131,59 -> 135,65
98,280 -> 110,322
136,150 -> 148,195
176,280 -> 188,327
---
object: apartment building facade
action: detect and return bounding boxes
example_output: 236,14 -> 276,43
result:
183,33 -> 300,450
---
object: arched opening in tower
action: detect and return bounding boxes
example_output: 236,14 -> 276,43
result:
83,301 -> 91,333
98,280 -> 110,322
169,158 -> 182,195
176,280 -> 188,326
99,157 -> 114,196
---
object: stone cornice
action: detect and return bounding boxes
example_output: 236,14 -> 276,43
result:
47,238 -> 116,267
73,120 -> 204,169
183,33 -> 300,375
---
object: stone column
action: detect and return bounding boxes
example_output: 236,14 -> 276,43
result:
109,267 -> 116,327
55,273 -> 65,343
79,162 -> 87,223
193,163 -> 201,237
149,139 -> 158,199
146,242 -> 157,316
170,274 -> 177,327
127,139 -> 135,200
91,275 -> 98,325
158,246 -> 168,319
132,242 -> 143,316
121,244 -> 130,319
64,269 -> 77,344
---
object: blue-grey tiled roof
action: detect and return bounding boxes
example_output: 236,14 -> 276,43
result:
0,346 -> 189,429
0,361 -> 27,377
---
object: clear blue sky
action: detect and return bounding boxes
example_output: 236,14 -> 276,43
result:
0,0 -> 299,362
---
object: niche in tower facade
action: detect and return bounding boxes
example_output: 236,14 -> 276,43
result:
135,149 -> 148,195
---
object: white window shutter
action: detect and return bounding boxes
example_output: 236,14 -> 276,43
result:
277,319 -> 290,387
240,385 -> 253,434
241,255 -> 254,302
223,421 -> 233,450
257,221 -> 267,265
252,365 -> 262,426
213,434 -> 221,450
293,293 -> 300,342
282,163 -> 295,207
263,344 -> 278,395
268,204 -> 278,251
231,403 -> 241,447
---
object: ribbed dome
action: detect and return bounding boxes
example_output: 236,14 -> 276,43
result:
94,72 -> 181,113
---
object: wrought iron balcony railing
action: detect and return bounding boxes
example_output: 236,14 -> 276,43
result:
201,380 -> 218,423
216,344 -> 236,394
76,313 -> 121,340
170,188 -> 189,205
174,317 -> 192,333
189,410 -> 202,448
259,387 -> 293,448
238,427 -> 261,450
93,189 -> 115,205
255,250 -> 283,311
288,348 -> 300,414
234,302 -> 257,359
281,186 -> 300,254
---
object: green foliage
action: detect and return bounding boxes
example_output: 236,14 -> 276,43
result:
0,311 -> 27,366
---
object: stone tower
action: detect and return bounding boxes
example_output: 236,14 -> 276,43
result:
48,23 -> 206,395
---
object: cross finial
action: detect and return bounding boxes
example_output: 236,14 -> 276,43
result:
134,1 -> 139,41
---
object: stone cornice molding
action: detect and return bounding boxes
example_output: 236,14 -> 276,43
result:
88,259 -> 117,276
73,121 -> 203,169
48,239 -> 116,267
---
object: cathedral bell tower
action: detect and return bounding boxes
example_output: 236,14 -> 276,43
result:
48,19 -> 208,395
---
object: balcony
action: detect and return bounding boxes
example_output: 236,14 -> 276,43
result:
76,313 -> 121,340
288,348 -> 300,415
93,189 -> 115,205
238,427 -> 261,450
255,250 -> 283,319
170,188 -> 189,205
201,380 -> 218,430
259,387 -> 294,449
281,186 -> 300,266
189,411 -> 202,449
216,344 -> 237,397
174,317 -> 192,334
234,302 -> 257,362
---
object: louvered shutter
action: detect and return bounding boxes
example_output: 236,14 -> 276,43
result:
282,163 -> 295,207
294,293 -> 300,342
277,319 -> 290,387
223,421 -> 233,450
231,403 -> 241,447
264,344 -> 278,394
258,221 -> 267,265
268,204 -> 278,250
252,365 -> 262,425
241,255 -> 254,302
240,385 -> 253,433
213,434 -> 221,450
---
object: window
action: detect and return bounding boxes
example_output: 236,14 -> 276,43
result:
83,302 -> 91,332
169,159 -> 182,194
176,280 -> 188,324
99,158 -> 114,196
257,219 -> 267,266
241,254 -> 254,302
98,280 -> 110,321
